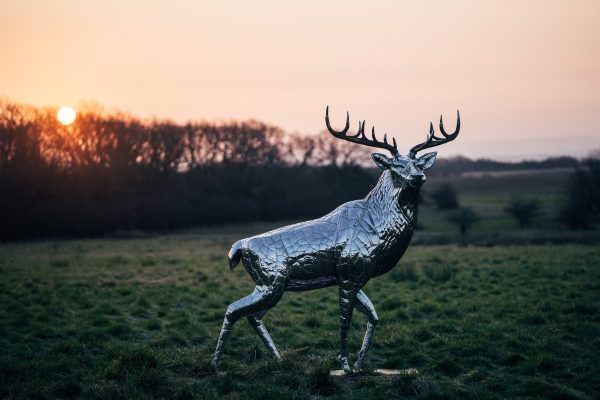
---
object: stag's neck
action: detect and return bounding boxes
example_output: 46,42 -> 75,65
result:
366,170 -> 420,219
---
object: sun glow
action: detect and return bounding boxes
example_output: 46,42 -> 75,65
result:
57,106 -> 76,125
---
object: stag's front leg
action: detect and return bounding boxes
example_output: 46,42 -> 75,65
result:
353,290 -> 379,370
338,285 -> 357,372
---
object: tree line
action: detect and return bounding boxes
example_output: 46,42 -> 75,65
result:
0,100 -> 376,240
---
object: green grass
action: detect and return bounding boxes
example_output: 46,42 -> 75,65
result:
1,231 -> 599,399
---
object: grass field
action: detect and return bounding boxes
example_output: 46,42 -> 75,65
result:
1,230 -> 599,399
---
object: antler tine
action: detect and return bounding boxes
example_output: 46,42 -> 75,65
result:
429,121 -> 435,140
370,126 -> 398,154
440,110 -> 460,138
325,106 -> 399,155
409,110 -> 461,155
358,120 -> 366,138
349,120 -> 364,139
325,106 -> 350,137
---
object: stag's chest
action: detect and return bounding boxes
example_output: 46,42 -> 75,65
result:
367,202 -> 417,275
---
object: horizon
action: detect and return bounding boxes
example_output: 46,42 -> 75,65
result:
1,0 -> 599,160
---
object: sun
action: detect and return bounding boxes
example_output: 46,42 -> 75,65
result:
57,106 -> 76,125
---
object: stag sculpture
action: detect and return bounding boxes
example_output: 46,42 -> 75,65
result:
212,107 -> 461,371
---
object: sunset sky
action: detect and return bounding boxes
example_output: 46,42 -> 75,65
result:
1,0 -> 599,160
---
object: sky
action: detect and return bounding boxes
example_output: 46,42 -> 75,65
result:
1,0 -> 599,160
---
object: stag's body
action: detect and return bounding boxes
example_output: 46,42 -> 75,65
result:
232,171 -> 418,292
212,107 -> 460,371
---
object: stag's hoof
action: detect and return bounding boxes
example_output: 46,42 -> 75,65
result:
353,360 -> 362,371
211,355 -> 220,368
338,355 -> 352,373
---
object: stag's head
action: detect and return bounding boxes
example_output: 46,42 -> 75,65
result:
325,106 -> 460,188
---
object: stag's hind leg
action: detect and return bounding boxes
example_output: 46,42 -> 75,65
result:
212,284 -> 284,366
247,310 -> 281,359
353,290 -> 379,370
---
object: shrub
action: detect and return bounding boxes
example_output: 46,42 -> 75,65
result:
447,207 -> 479,237
504,198 -> 540,227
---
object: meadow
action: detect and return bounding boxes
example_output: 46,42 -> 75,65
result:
1,228 -> 599,399
2,168 -> 599,399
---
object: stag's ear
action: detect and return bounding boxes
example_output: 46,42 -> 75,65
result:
416,152 -> 437,170
371,153 -> 392,170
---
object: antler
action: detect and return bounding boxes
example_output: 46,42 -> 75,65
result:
325,106 -> 398,156
409,110 -> 460,156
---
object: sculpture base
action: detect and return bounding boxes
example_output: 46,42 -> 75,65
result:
330,368 -> 418,377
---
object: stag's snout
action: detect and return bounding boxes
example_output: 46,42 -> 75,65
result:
407,164 -> 426,186
407,173 -> 426,187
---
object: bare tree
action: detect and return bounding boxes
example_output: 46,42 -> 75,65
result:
144,121 -> 186,173
0,100 -> 41,173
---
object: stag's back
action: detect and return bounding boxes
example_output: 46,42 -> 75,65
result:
234,200 -> 361,261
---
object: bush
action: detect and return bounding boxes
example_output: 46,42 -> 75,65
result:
504,198 -> 540,227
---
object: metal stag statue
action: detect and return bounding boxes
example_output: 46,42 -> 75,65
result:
212,107 -> 461,372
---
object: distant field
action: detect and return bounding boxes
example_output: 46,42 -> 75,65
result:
1,231 -> 598,399
417,168 -> 593,242
427,168 -> 569,196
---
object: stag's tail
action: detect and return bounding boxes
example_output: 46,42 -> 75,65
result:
228,240 -> 243,271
